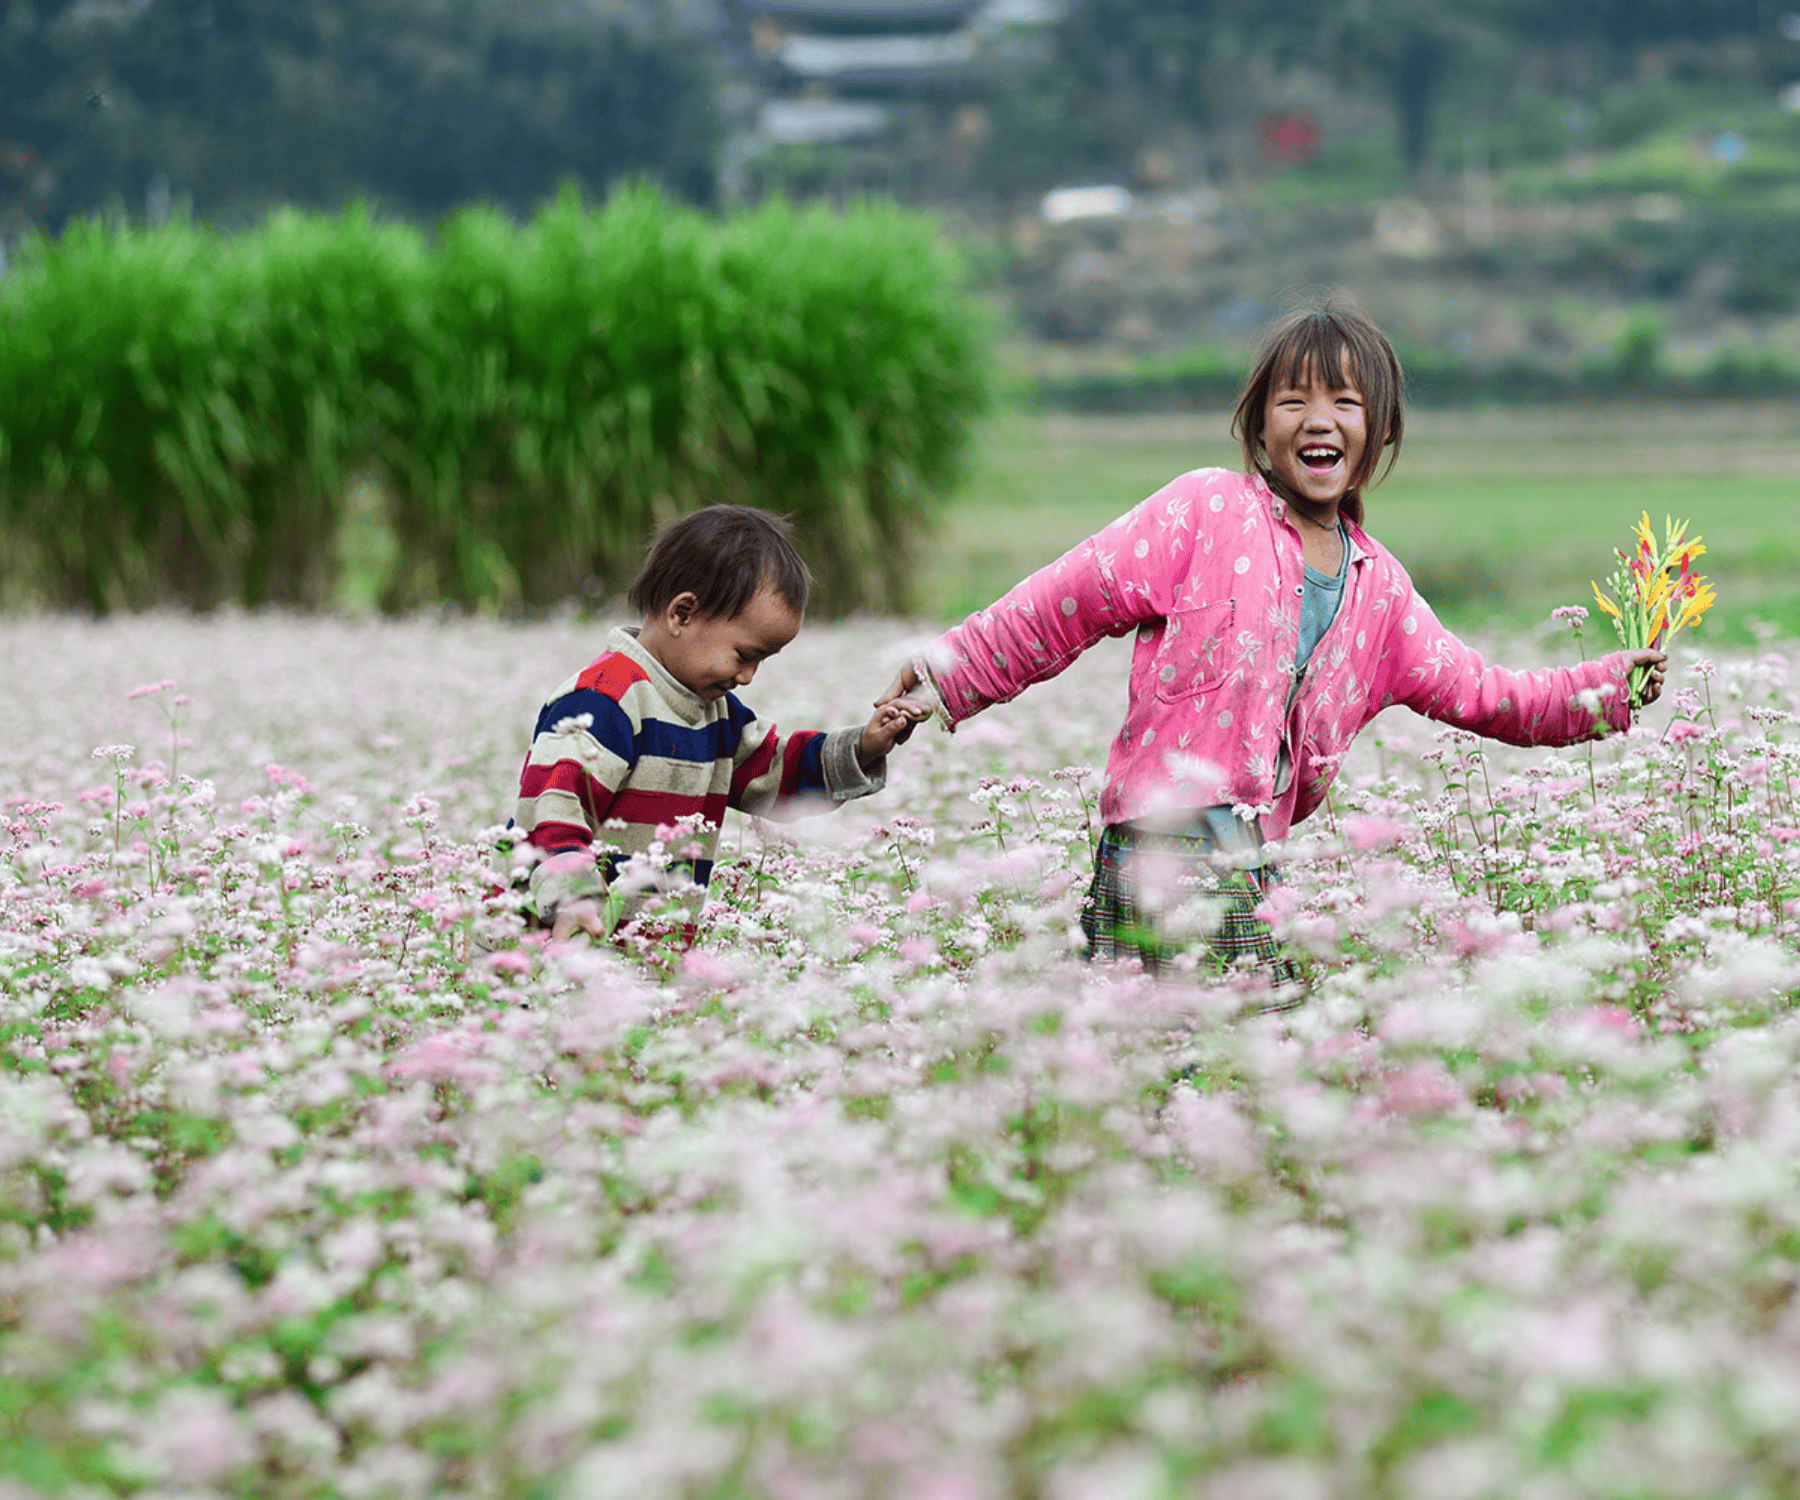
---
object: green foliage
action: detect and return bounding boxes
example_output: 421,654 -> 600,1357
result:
1034,328 -> 1800,414
1588,311 -> 1666,389
0,189 -> 990,615
2,0 -> 721,229
1483,94 -> 1577,169
1619,204 -> 1800,315
1595,80 -> 1696,151
1261,134 -> 1407,208
1033,343 -> 1248,412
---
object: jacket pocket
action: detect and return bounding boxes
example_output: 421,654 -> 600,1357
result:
1152,600 -> 1235,703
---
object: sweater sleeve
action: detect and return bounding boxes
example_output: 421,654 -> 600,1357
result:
1377,586 -> 1633,744
513,682 -> 638,918
923,472 -> 1210,724
729,712 -> 885,821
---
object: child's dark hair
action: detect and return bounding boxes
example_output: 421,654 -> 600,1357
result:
1231,297 -> 1406,528
628,505 -> 811,621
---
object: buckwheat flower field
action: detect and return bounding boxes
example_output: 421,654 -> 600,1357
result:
7,611 -> 1800,1500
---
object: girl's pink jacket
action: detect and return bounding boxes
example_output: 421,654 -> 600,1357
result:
922,467 -> 1632,838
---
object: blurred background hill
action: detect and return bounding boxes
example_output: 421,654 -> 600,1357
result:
3,0 -> 1799,632
6,0 -> 1800,386
10,0 -> 1800,383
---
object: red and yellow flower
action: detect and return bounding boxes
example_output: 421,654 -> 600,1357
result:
1591,512 -> 1716,707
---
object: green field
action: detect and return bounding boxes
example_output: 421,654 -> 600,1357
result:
923,399 -> 1800,642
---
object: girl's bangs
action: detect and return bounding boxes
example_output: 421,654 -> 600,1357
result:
1269,322 -> 1365,394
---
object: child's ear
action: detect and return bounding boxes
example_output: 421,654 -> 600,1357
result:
667,591 -> 700,631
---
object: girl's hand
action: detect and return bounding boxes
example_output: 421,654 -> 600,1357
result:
859,701 -> 928,767
1627,649 -> 1668,707
876,663 -> 922,708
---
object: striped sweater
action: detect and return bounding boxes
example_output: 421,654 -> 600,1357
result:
512,626 -> 884,919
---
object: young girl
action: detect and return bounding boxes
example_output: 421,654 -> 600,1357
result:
877,300 -> 1666,990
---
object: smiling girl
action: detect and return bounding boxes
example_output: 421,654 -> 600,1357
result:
879,299 -> 1666,997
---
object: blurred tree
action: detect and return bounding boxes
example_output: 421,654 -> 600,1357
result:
1360,2 -> 1472,184
1058,0 -> 1284,173
0,1 -> 80,232
971,67 -> 1120,205
967,0 -> 1275,202
1055,0 -> 1225,139
1266,0 -> 1772,189
1267,0 -> 1513,188
1500,0 -> 1764,55
1,0 -> 721,230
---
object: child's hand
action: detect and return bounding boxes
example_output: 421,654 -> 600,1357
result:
859,700 -> 928,767
551,898 -> 607,943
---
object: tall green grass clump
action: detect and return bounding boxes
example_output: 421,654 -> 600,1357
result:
715,196 -> 984,615
224,210 -> 433,608
0,189 -> 989,615
380,187 -> 988,614
0,219 -> 232,612
0,208 -> 431,611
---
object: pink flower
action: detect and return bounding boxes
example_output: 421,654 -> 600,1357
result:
1342,813 -> 1410,852
388,1030 -> 500,1086
1580,1005 -> 1642,1038
137,1387 -> 254,1483
681,949 -> 733,988
1376,1063 -> 1463,1118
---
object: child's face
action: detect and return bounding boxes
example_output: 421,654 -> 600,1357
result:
648,585 -> 803,702
1261,357 -> 1368,511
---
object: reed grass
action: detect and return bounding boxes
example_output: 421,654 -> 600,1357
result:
0,189 -> 989,615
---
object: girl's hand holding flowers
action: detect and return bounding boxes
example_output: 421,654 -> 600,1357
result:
1591,512 -> 1715,709
1626,648 -> 1667,706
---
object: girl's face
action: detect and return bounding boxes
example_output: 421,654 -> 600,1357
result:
1261,359 -> 1367,512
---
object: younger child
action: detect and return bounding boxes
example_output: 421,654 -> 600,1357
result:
879,299 -> 1666,987
514,505 -> 918,940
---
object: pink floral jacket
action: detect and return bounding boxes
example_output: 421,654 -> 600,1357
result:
922,467 -> 1632,838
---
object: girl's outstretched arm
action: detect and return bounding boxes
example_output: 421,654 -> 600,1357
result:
1376,588 -> 1654,743
884,471 -> 1215,726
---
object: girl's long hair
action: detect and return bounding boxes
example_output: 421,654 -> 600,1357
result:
1231,297 -> 1406,529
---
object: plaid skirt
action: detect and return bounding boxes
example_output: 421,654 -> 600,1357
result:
1080,822 -> 1302,993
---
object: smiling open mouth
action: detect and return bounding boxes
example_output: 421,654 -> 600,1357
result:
1300,445 -> 1343,471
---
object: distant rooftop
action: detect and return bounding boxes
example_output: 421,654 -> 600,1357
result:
757,98 -> 893,144
738,0 -> 982,23
773,28 -> 979,80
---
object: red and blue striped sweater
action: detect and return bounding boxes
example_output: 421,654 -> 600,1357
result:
512,627 -> 884,919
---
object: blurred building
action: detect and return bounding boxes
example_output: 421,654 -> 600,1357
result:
721,0 -> 1061,194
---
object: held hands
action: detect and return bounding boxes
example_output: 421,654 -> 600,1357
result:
859,698 -> 929,768
861,661 -> 936,767
876,663 -> 923,710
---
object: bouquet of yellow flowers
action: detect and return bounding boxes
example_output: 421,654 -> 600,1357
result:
1591,511 -> 1716,708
